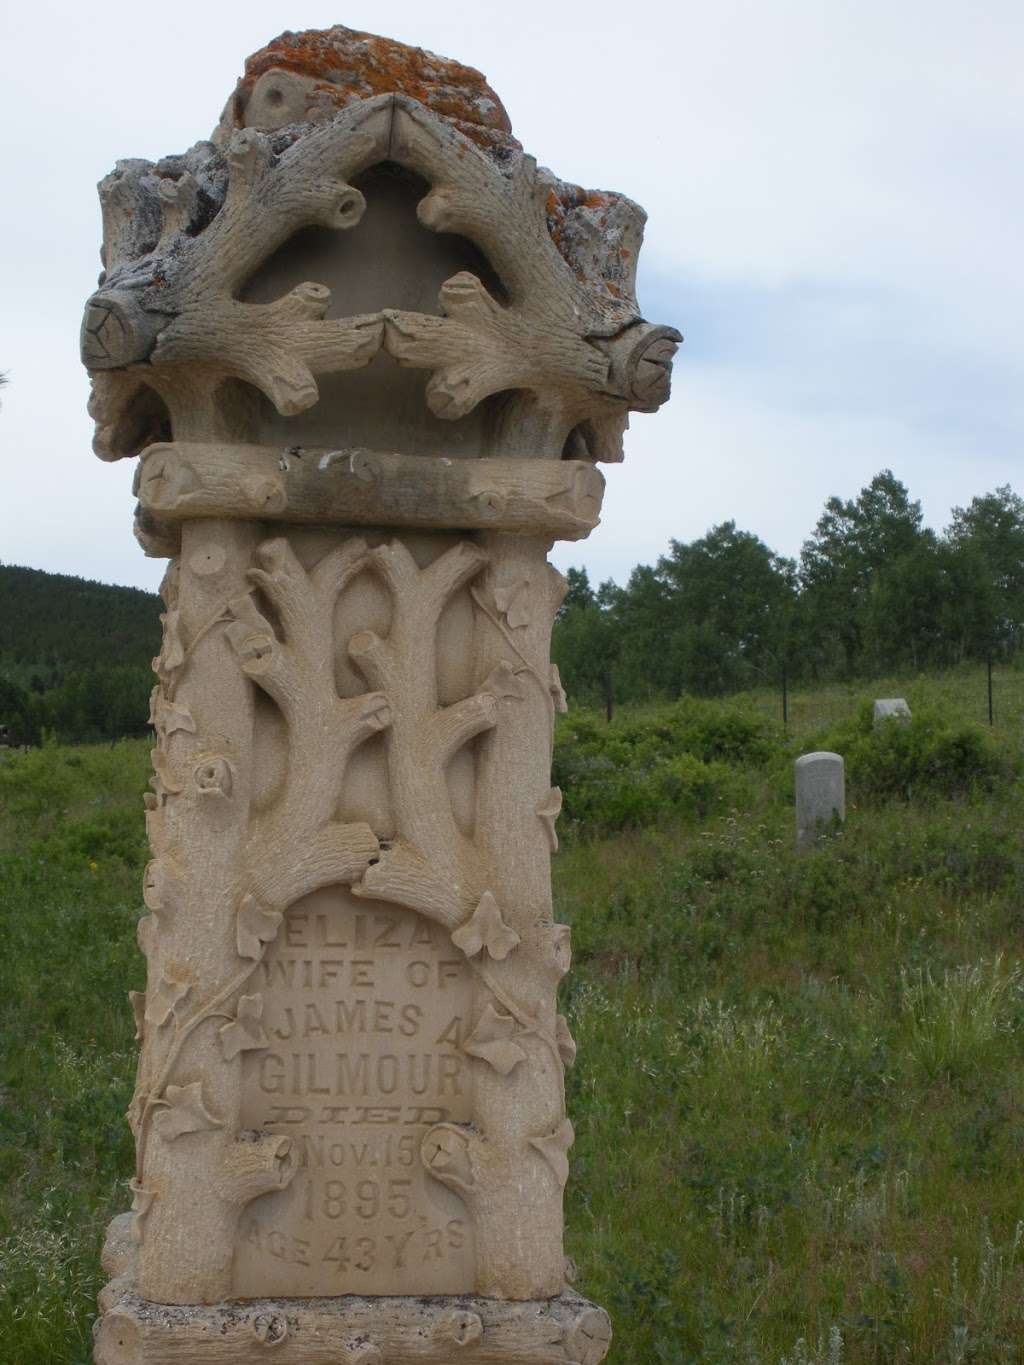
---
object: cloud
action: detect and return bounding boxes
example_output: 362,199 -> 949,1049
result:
0,0 -> 1020,593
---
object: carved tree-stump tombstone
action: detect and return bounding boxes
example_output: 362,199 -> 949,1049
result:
82,25 -> 679,1365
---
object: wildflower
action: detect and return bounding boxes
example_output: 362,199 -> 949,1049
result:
88,860 -> 98,873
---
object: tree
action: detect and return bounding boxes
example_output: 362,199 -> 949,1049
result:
946,486 -> 1024,655
552,586 -> 619,711
800,470 -> 926,674
656,522 -> 796,695
557,566 -> 596,617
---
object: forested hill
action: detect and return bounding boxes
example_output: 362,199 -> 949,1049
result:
0,564 -> 160,744
0,564 -> 160,676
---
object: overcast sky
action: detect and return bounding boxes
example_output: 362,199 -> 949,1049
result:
1,0 -> 1021,594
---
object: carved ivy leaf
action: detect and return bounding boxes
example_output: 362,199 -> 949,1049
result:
492,578 -> 532,630
530,1118 -> 575,1189
549,664 -> 569,713
556,1013 -> 577,1069
129,1178 -> 155,1244
550,922 -> 572,978
145,966 -> 191,1026
237,893 -> 283,961
462,1003 -> 528,1076
220,993 -> 269,1060
128,990 -> 146,1042
153,1081 -> 222,1142
150,749 -> 183,801
480,660 -> 527,702
136,914 -> 158,959
127,1087 -> 147,1138
537,786 -> 563,852
156,608 -> 186,675
149,687 -> 196,738
451,891 -> 520,962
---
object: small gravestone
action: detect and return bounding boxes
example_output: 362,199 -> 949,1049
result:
874,698 -> 911,725
795,752 -> 845,851
81,22 -> 679,1365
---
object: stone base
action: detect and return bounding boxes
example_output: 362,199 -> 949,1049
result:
94,1284 -> 611,1364
93,1217 -> 611,1365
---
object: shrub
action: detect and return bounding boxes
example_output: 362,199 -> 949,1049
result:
820,702 -> 1005,801
553,698 -> 777,836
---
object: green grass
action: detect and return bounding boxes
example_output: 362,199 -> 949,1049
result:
2,663 -> 1024,1361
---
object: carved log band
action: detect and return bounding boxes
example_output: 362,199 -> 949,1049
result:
135,443 -> 605,539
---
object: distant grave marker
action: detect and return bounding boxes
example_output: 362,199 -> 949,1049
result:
874,698 -> 912,725
795,751 -> 845,851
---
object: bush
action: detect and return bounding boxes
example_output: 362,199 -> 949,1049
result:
552,698 -> 776,836
820,702 -> 1006,801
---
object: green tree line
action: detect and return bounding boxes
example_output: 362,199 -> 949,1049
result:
0,564 -> 159,745
2,472 -> 1022,742
554,472 -> 1024,708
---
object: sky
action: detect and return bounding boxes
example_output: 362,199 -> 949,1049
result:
1,0 -> 1021,594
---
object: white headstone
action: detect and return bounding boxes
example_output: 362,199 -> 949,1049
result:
873,698 -> 911,725
795,751 -> 845,851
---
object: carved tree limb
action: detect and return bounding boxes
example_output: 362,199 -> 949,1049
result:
82,98 -> 396,430
381,99 -> 680,454
226,537 -> 388,910
348,539 -> 499,924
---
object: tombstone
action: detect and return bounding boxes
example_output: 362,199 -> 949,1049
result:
873,698 -> 912,725
795,751 -> 845,851
81,25 -> 679,1365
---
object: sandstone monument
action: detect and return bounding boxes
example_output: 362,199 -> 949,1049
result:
81,25 -> 678,1363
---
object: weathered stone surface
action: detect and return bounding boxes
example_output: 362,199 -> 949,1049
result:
96,1264 -> 608,1365
873,697 -> 911,725
217,23 -> 517,151
81,20 -> 678,1361
134,443 -> 605,544
795,751 -> 845,851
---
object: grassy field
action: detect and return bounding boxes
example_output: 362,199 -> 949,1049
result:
2,662 -> 1024,1362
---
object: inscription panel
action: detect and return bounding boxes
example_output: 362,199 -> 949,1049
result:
234,888 -> 475,1296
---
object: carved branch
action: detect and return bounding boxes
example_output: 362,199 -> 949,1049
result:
421,1118 -> 569,1300
353,841 -> 463,928
226,536 -> 388,912
384,272 -> 607,421
221,1132 -> 295,1205
82,98 -> 395,419
348,539 -> 497,925
434,693 -> 498,765
378,98 -> 680,453
254,821 -> 380,914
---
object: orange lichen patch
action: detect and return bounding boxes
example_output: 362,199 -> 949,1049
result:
236,24 -> 516,147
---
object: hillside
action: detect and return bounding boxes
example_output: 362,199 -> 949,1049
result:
0,564 -> 160,744
2,667 -> 1024,1361
0,564 -> 160,678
